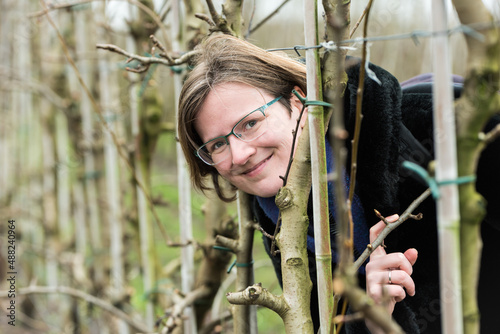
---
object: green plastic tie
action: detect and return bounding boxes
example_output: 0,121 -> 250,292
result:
226,259 -> 255,274
402,161 -> 476,199
212,246 -> 234,253
292,89 -> 332,108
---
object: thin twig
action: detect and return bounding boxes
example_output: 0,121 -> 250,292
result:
247,0 -> 291,36
30,0 -> 172,49
374,209 -> 390,225
205,0 -> 221,22
349,4 -> 368,38
281,103 -> 308,186
353,188 -> 432,270
0,286 -> 150,333
161,286 -> 212,332
481,122 -> 500,145
96,43 -> 198,67
333,311 -> 365,325
198,310 -> 233,334
245,0 -> 257,39
347,0 -> 374,259
168,240 -> 194,248
347,0 -> 373,203
252,223 -> 275,240
195,13 -> 216,26
204,0 -> 233,35
149,34 -> 175,62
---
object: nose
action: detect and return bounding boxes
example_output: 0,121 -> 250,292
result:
228,135 -> 256,165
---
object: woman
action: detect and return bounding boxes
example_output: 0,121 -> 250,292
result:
178,34 -> 500,333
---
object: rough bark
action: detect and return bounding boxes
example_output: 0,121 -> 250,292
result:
275,122 -> 315,333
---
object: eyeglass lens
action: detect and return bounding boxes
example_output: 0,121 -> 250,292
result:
198,109 -> 267,165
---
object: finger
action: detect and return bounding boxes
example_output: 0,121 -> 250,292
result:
366,268 -> 413,288
369,214 -> 399,243
387,284 -> 407,303
369,214 -> 399,258
404,248 -> 418,266
367,270 -> 415,299
369,280 -> 407,304
389,270 -> 416,296
368,252 -> 415,275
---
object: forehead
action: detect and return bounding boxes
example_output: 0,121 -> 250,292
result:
194,82 -> 269,141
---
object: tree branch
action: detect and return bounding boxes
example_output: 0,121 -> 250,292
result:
96,43 -> 198,67
337,281 -> 404,334
31,0 -> 172,49
160,286 -> 212,332
205,0 -> 234,35
215,235 -> 239,253
481,122 -> 500,146
353,188 -> 431,270
226,284 -> 289,317
195,13 -> 216,27
247,0 -> 291,36
0,286 -> 150,333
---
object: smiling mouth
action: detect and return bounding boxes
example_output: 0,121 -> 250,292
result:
242,155 -> 272,175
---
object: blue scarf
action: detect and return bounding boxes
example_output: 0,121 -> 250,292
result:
256,137 -> 369,271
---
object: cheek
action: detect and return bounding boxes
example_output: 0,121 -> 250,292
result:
214,162 -> 231,177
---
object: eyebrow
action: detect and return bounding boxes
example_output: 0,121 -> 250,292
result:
202,104 -> 265,142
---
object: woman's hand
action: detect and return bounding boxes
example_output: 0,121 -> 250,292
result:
365,214 -> 418,315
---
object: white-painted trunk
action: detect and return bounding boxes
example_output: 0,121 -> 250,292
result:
0,0 -> 14,202
304,1 -> 333,333
125,8 -> 155,327
431,2 -> 463,333
75,8 -> 104,284
96,4 -> 128,333
172,1 -> 196,332
38,10 -> 58,296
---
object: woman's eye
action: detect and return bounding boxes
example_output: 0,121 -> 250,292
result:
210,140 -> 226,152
244,119 -> 257,130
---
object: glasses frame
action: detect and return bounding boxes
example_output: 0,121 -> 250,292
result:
196,96 -> 283,166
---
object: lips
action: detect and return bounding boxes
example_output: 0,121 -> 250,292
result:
242,154 -> 272,176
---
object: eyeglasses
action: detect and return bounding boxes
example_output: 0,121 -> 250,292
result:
196,96 -> 282,166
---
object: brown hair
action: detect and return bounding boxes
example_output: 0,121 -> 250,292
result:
178,34 -> 307,201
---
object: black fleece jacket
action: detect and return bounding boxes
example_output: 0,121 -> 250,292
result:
250,58 -> 500,333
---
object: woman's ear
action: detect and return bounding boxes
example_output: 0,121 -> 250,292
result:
291,86 -> 308,129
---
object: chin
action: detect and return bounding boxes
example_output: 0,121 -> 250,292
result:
254,186 -> 281,198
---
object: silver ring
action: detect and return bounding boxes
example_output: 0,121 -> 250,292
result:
388,270 -> 392,284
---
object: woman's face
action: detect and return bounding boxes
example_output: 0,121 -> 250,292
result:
195,82 -> 307,198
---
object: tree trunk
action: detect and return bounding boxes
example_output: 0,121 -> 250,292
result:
95,4 -> 129,332
431,1 -> 463,333
75,6 -> 105,290
233,192 -> 258,334
451,1 -> 500,333
304,0 -> 333,332
275,121 -> 315,333
170,1 -> 198,332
